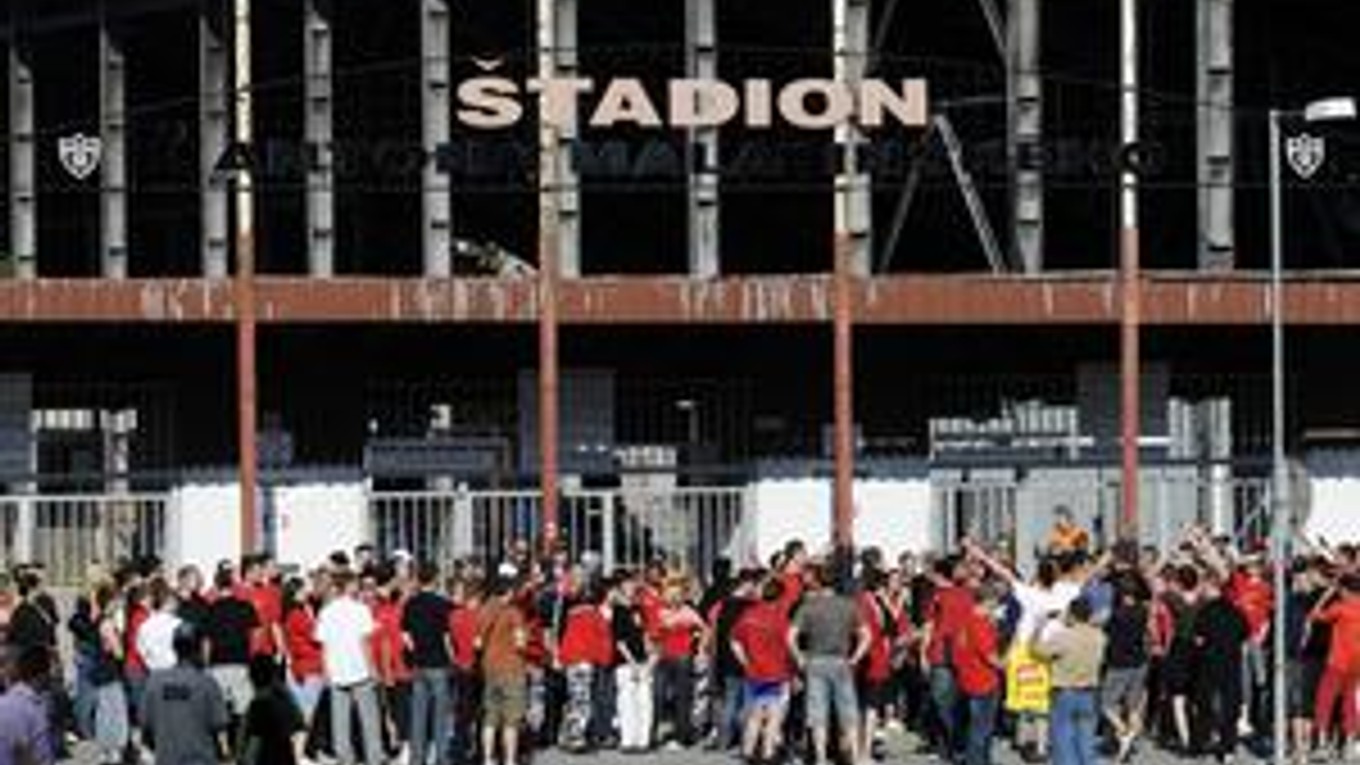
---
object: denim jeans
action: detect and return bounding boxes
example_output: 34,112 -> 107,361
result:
1050,689 -> 1098,765
964,693 -> 998,765
331,680 -> 385,765
720,672 -> 745,747
409,668 -> 451,765
655,658 -> 695,745
929,666 -> 958,756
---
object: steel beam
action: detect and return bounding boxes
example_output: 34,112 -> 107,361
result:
304,0 -> 334,276
539,0 -> 580,278
8,33 -> 36,279
100,21 -> 129,279
1197,0 -> 1234,270
535,0 -> 566,544
233,0 -> 259,553
420,0 -> 451,277
4,274 -> 1360,325
200,1 -> 230,278
1009,0 -> 1044,273
835,0 -> 872,276
686,0 -> 720,278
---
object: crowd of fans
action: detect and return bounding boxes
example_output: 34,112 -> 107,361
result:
0,509 -> 1358,765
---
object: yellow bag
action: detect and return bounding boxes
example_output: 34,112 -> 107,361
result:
1004,642 -> 1051,714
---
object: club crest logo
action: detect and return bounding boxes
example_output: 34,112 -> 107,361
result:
57,133 -> 102,181
1286,133 -> 1326,180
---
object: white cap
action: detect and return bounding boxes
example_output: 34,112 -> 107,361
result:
497,562 -> 519,579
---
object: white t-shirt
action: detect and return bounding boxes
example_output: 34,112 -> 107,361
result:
138,610 -> 184,672
315,596 -> 375,687
1012,579 -> 1081,646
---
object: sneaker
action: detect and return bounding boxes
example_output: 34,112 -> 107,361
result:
664,741 -> 684,752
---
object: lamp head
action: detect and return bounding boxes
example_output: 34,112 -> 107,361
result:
1304,97 -> 1358,123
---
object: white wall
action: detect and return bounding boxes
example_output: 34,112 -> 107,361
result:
748,477 -> 935,561
273,483 -> 367,571
1305,475 -> 1360,545
166,483 -> 242,574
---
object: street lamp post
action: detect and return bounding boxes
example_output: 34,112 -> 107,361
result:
1268,96 -> 1356,765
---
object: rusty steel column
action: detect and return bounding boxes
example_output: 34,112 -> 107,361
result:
234,0 -> 259,553
833,237 -> 856,549
536,0 -> 563,546
1118,0 -> 1140,537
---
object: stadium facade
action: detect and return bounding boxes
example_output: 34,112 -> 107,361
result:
2,0 -> 1360,578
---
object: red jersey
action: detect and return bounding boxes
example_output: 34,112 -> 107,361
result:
953,611 -> 1000,697
925,585 -> 976,667
732,601 -> 792,683
777,570 -> 805,616
1227,572 -> 1273,640
124,604 -> 150,676
370,598 -> 412,684
858,592 -> 894,682
247,583 -> 283,656
658,605 -> 703,660
1315,595 -> 1360,672
638,587 -> 665,640
557,604 -> 614,667
448,604 -> 480,671
283,605 -> 323,681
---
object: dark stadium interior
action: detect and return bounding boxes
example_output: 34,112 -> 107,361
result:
2,324 -> 1358,485
4,0 -> 1360,275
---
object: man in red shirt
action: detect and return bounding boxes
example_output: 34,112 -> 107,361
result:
242,554 -> 285,662
731,576 -> 794,764
656,580 -> 706,748
448,577 -> 482,757
1311,573 -> 1360,752
1226,556 -> 1273,735
954,591 -> 1003,765
922,555 -> 976,759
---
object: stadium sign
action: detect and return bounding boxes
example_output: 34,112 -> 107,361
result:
455,76 -> 929,131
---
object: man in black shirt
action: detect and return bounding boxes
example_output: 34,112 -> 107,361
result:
240,654 -> 305,765
401,561 -> 453,765
1193,573 -> 1249,763
175,566 -> 210,636
1101,568 -> 1152,762
204,568 -> 259,735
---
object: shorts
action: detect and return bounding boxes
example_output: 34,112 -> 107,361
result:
210,664 -> 254,717
804,657 -> 860,731
1101,666 -> 1147,713
482,676 -> 527,729
744,680 -> 789,712
1288,660 -> 1322,719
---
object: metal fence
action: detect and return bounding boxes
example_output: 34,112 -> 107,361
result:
932,466 -> 1278,569
0,494 -> 169,586
367,486 -> 748,575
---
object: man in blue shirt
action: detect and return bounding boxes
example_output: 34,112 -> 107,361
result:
0,645 -> 54,765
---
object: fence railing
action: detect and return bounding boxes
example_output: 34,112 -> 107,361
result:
367,486 -> 749,575
932,467 -> 1279,564
0,494 -> 169,586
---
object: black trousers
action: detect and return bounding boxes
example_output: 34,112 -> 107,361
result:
1193,666 -> 1241,758
655,658 -> 696,745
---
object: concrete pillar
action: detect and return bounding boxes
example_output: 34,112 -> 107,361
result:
834,0 -> 872,276
420,0 -> 452,277
1009,0 -> 1043,273
305,0 -> 335,276
686,0 -> 720,278
200,3 -> 230,278
8,38 -> 36,279
100,24 -> 129,279
1197,0 -> 1234,270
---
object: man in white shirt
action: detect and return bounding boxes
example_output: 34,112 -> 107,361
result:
315,569 -> 383,765
137,578 -> 183,674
